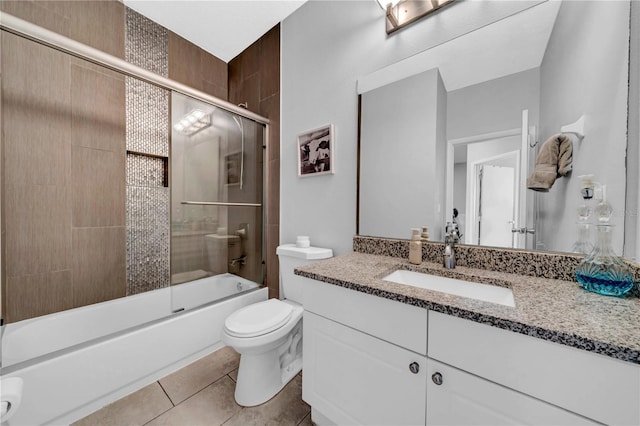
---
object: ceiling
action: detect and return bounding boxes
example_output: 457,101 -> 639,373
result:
123,0 -> 307,63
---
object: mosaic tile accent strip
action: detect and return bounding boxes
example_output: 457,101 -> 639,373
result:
125,7 -> 169,157
353,235 -> 640,284
295,252 -> 640,364
126,187 -> 170,295
125,79 -> 169,157
125,8 -> 168,77
125,6 -> 170,295
126,152 -> 166,187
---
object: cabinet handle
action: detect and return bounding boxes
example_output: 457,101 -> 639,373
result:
432,372 -> 443,385
409,362 -> 420,374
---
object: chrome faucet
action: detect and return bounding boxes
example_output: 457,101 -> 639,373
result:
443,209 -> 462,269
230,255 -> 247,267
443,233 -> 456,269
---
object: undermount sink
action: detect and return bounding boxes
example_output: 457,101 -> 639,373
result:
383,269 -> 515,307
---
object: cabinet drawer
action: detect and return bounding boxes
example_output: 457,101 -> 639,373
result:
303,311 -> 427,425
426,358 -> 597,425
428,311 -> 640,425
302,276 -> 427,354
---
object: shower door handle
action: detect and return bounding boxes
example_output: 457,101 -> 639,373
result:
181,201 -> 262,207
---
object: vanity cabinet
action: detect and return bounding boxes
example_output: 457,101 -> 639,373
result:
302,276 -> 428,425
301,276 -> 640,426
428,311 -> 640,426
425,358 -> 596,425
304,312 -> 427,425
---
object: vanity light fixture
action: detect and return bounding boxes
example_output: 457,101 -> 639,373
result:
377,0 -> 455,34
173,109 -> 212,136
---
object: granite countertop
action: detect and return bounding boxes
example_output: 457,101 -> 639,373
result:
295,252 -> 640,365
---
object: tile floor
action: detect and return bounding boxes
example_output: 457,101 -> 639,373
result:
73,346 -> 312,426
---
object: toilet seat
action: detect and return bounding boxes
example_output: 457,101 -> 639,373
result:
224,299 -> 293,338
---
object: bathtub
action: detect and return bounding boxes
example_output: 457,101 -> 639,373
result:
0,274 -> 267,425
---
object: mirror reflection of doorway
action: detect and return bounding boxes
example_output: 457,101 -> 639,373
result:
447,110 -> 535,249
451,133 -> 523,248
474,152 -> 519,248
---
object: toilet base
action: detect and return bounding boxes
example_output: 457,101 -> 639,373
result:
234,350 -> 302,406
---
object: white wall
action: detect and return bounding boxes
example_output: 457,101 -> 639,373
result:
360,69 -> 444,240
538,1 -> 630,254
629,0 -> 639,260
447,68 -> 540,141
281,0 -> 541,255
453,162 -> 467,236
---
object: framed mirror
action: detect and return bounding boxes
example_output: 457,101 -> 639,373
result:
357,0 -> 633,257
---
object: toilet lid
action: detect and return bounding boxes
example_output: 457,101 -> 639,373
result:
224,299 -> 293,338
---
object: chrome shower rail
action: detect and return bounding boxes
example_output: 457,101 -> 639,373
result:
0,12 -> 270,126
181,201 -> 262,208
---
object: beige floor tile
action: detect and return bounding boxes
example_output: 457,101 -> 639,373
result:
222,374 -> 310,426
297,412 -> 313,426
159,346 -> 240,404
73,382 -> 172,426
228,368 -> 238,382
147,376 -> 241,426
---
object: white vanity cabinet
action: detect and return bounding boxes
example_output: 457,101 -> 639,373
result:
301,276 -> 640,426
304,312 -> 427,425
425,358 -> 597,425
428,311 -> 640,426
301,277 -> 428,425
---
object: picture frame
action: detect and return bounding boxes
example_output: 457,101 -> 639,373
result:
225,151 -> 242,186
297,124 -> 335,177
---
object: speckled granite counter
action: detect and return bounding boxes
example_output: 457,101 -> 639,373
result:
295,252 -> 640,365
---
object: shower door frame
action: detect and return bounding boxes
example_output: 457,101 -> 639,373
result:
0,12 -> 271,315
0,13 -> 270,126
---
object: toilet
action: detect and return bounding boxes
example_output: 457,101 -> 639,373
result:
204,232 -> 242,275
222,242 -> 333,406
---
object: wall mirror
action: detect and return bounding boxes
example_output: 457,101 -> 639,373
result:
358,0 -> 633,257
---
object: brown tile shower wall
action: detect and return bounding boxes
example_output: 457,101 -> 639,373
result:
168,32 -> 228,100
0,1 -> 235,321
0,1 -> 127,322
229,25 -> 281,299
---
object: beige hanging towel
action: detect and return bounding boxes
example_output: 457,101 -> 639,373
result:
526,134 -> 572,192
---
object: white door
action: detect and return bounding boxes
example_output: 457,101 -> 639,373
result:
426,358 -> 598,425
477,162 -> 516,247
303,311 -> 427,426
517,109 -> 533,249
450,110 -> 534,248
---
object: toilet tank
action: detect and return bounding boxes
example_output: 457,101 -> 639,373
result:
276,244 -> 333,303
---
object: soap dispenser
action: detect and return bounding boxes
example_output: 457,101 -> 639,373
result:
575,184 -> 635,297
572,175 -> 595,254
409,228 -> 422,265
420,226 -> 429,242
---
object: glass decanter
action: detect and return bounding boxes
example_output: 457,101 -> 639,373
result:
575,190 -> 635,297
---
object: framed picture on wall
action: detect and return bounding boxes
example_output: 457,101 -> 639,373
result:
297,124 -> 335,177
225,151 -> 242,186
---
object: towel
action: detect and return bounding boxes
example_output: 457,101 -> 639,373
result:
526,134 -> 572,192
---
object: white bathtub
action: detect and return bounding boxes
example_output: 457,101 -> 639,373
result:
0,274 -> 267,425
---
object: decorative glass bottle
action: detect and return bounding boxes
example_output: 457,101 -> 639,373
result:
575,186 -> 635,297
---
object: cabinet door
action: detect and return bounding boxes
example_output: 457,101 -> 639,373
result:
428,311 -> 640,425
426,359 -> 597,425
303,311 -> 426,426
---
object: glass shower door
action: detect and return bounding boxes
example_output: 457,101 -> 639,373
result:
170,92 -> 264,312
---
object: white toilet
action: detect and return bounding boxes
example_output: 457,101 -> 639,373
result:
222,242 -> 333,406
204,232 -> 242,275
